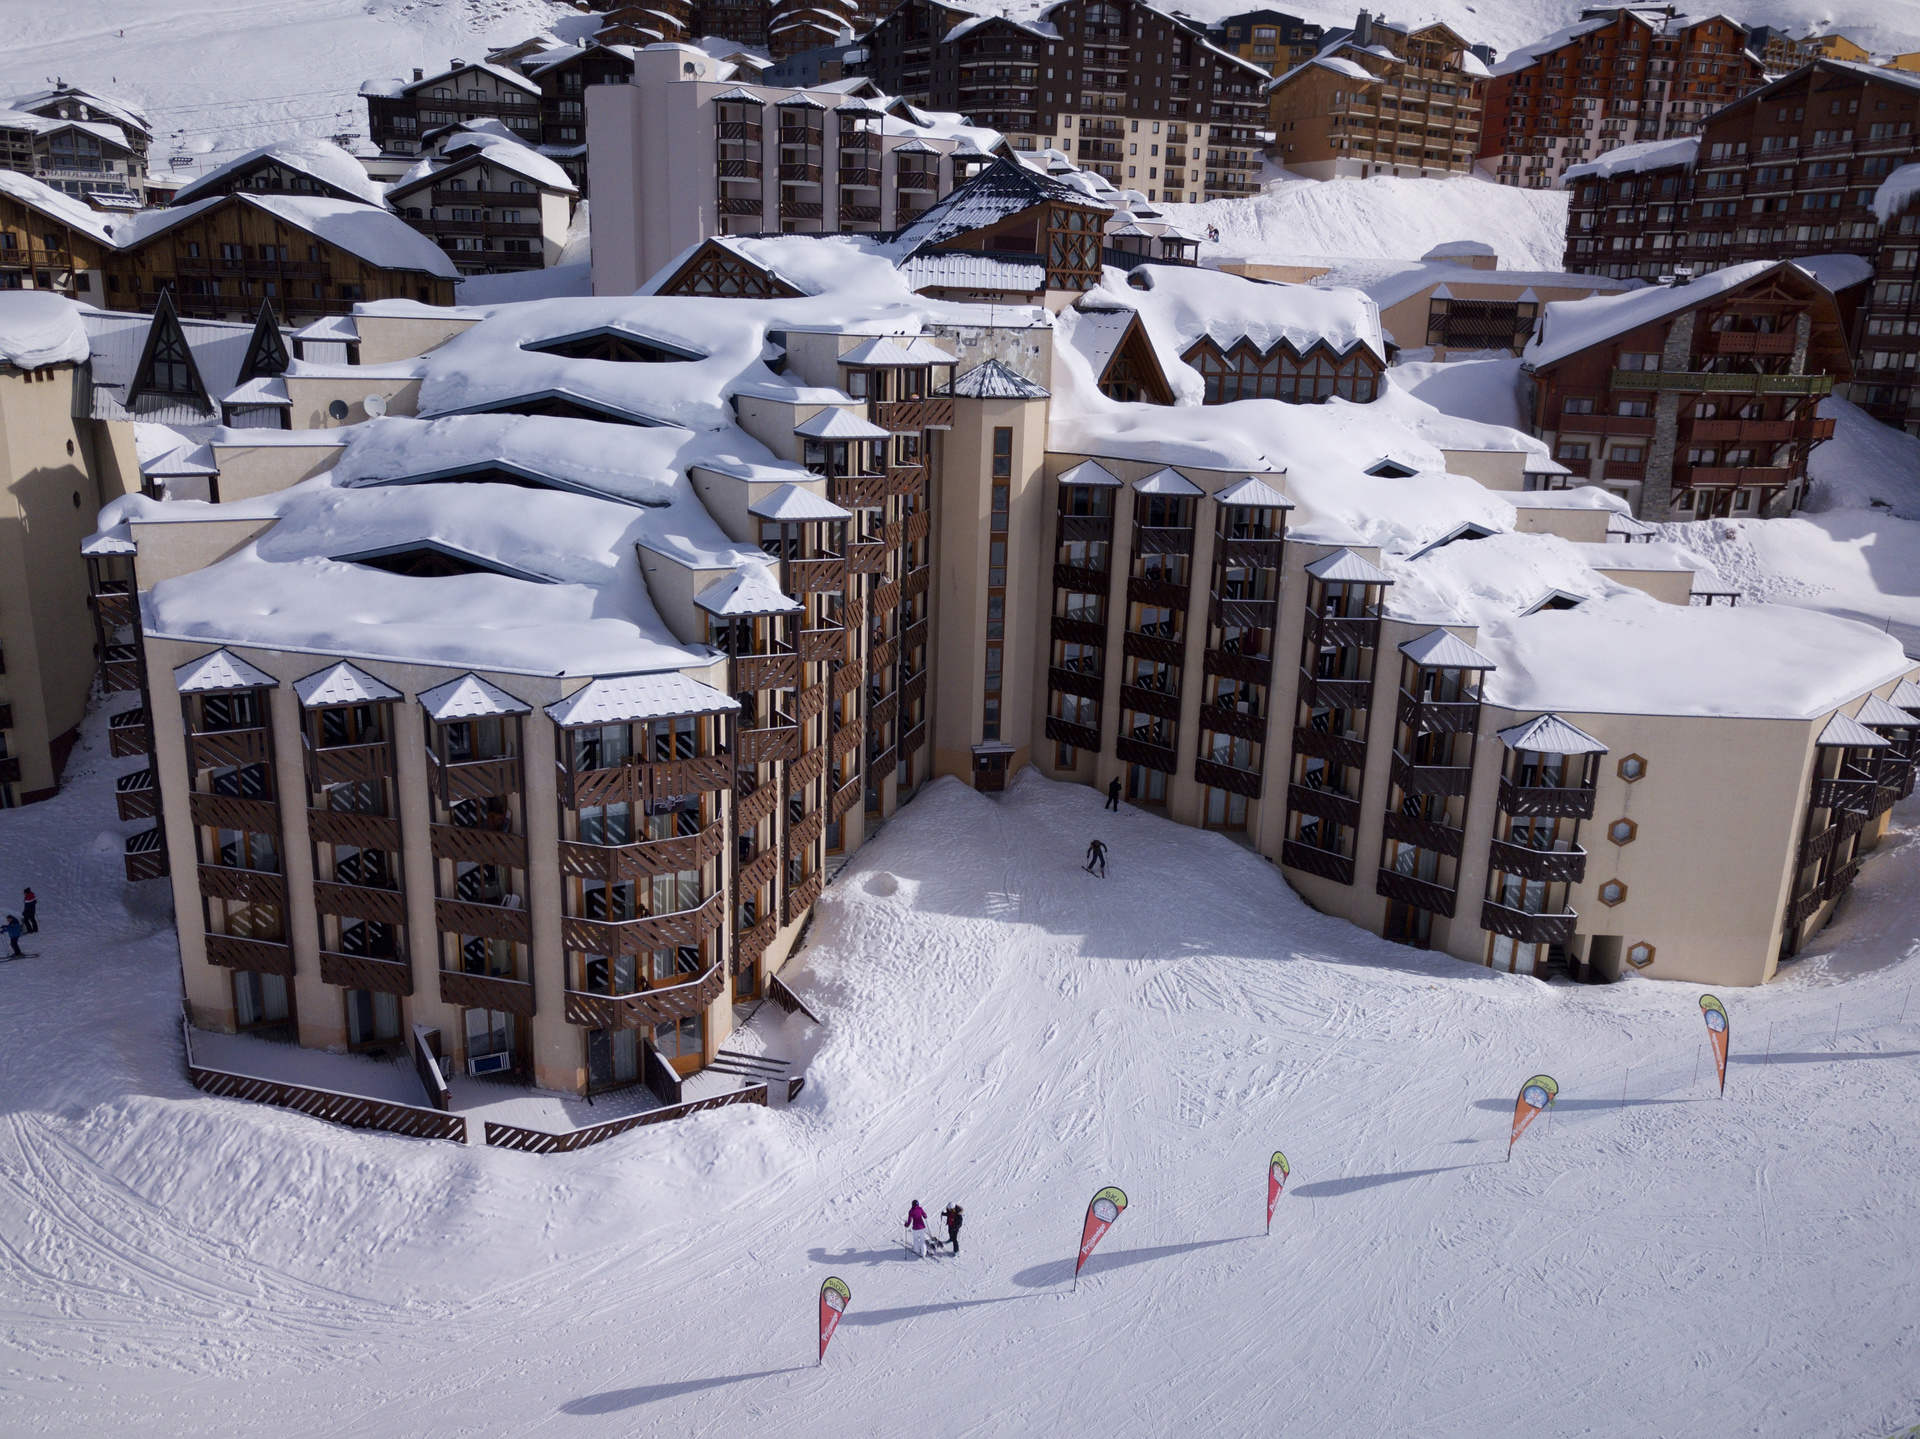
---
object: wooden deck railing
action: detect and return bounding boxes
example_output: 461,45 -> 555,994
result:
482,1084 -> 768,1153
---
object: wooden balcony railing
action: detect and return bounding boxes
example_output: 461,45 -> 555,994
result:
1705,329 -> 1795,357
738,724 -> 801,766
1045,716 -> 1101,751
1479,900 -> 1577,945
788,745 -> 827,792
189,790 -> 278,835
734,914 -> 780,973
1052,615 -> 1106,648
1285,782 -> 1359,828
435,897 -> 531,943
788,557 -> 847,593
204,932 -> 294,976
557,826 -> 723,885
198,863 -> 286,906
102,644 -> 142,694
1686,465 -> 1793,490
1127,574 -> 1189,609
736,652 -> 801,691
425,750 -> 518,806
1218,536 -> 1285,567
1487,838 -> 1588,884
1122,631 -> 1185,667
738,846 -> 781,897
115,769 -> 159,822
1119,683 -> 1181,722
1376,866 -> 1457,917
737,780 -> 780,830
1307,612 -> 1380,650
306,740 -> 392,790
319,950 -> 413,995
1381,808 -> 1463,857
1293,725 -> 1366,769
108,707 -> 152,758
1302,673 -> 1375,711
790,807 -> 825,852
799,627 -> 848,664
1193,757 -> 1261,798
1204,648 -> 1271,685
1212,596 -> 1278,631
563,962 -> 725,1030
1688,417 -> 1795,443
1197,703 -> 1266,744
831,775 -> 862,818
1054,561 -> 1110,592
190,726 -> 269,771
428,823 -> 525,869
872,397 -> 954,432
1497,776 -> 1596,819
786,871 -> 824,921
1392,755 -> 1474,798
307,807 -> 402,851
1811,776 -> 1878,813
1049,665 -> 1104,701
440,967 -> 536,1015
1115,735 -> 1178,773
92,588 -> 137,630
312,880 -> 407,927
560,891 -> 726,956
1280,839 -> 1355,885
1610,369 -> 1832,397
1397,692 -> 1480,736
124,828 -> 168,882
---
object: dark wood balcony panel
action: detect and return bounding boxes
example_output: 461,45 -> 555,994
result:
904,511 -> 931,545
788,745 -> 827,791
306,741 -> 392,791
888,463 -> 929,497
1824,857 -> 1863,900
1052,614 -> 1106,648
737,725 -> 801,766
868,636 -> 900,675
901,720 -> 926,755
204,932 -> 294,977
1212,596 -> 1278,632
873,397 -> 954,432
312,880 -> 407,927
1058,514 -> 1113,545
1480,900 -> 1577,946
115,772 -> 160,822
1133,526 -> 1194,558
1397,692 -> 1481,736
428,823 -> 525,869
560,892 -> 725,956
306,807 -> 402,851
831,776 -> 863,819
799,627 -> 848,664
108,708 -> 151,758
1119,683 -> 1182,722
737,781 -> 780,831
563,964 -> 725,1029
92,590 -> 138,630
1302,673 -> 1375,712
789,557 -> 847,593
1497,776 -> 1596,820
189,790 -> 279,835
848,541 -> 890,573
1204,647 -> 1273,685
795,683 -> 826,722
719,196 -> 763,216
1049,665 -> 1104,701
644,755 -> 734,799
190,726 -> 270,772
101,647 -> 143,693
1127,574 -> 1190,609
1381,809 -> 1463,857
1285,782 -> 1359,829
735,652 -> 802,691
1122,630 -> 1186,667
1198,703 -> 1266,744
557,827 -> 723,885
790,807 -> 825,852
440,967 -> 536,1016
901,668 -> 927,710
1310,613 -> 1381,650
1045,716 -> 1102,752
434,896 -> 530,942
829,662 -> 862,703
1293,724 -> 1367,769
1487,839 -> 1588,884
786,871 -> 824,922
198,863 -> 286,906
1280,840 -> 1355,886
427,752 -> 519,806
869,745 -> 897,776
870,579 -> 902,614
738,847 -> 781,897
1219,536 -> 1285,567
319,950 -> 413,996
124,829 -> 169,883
734,916 -> 780,974
1392,755 -> 1473,798
1812,776 -> 1877,814
868,691 -> 899,732
1193,757 -> 1262,798
1115,736 -> 1178,774
1376,866 -> 1457,918
1054,562 -> 1111,593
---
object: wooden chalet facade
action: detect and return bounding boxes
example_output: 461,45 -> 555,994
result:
652,239 -> 807,298
387,149 -> 574,275
1183,333 -> 1384,403
0,183 -> 113,300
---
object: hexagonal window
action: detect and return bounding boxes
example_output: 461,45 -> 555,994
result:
1617,754 -> 1648,782
1607,818 -> 1637,845
1626,941 -> 1655,969
1598,878 -> 1628,906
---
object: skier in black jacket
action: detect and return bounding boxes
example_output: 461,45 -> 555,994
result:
941,1204 -> 964,1255
1085,839 -> 1108,877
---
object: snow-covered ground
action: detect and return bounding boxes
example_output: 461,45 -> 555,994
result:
5,696 -> 1920,1437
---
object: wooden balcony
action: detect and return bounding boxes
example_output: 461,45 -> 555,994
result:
1048,665 -> 1104,701
1052,615 -> 1106,648
1054,561 -> 1110,592
426,751 -> 519,806
1193,757 -> 1261,798
1127,575 -> 1189,609
830,662 -> 863,703
440,967 -> 535,1015
306,740 -> 392,790
719,196 -> 763,216
901,566 -> 930,603
901,617 -> 929,656
901,720 -> 926,754
734,915 -> 779,974
1133,526 -> 1194,558
190,726 -> 269,771
108,706 -> 151,758
1497,776 -> 1596,819
1058,514 -> 1113,545
887,463 -> 929,496
1285,782 -> 1359,828
788,744 -> 828,792
1397,692 -> 1480,736
1705,329 -> 1795,357
1376,866 -> 1457,918
868,691 -> 899,732
1479,900 -> 1577,946
124,828 -> 167,882
1293,724 -> 1366,769
1487,838 -> 1588,884
1610,369 -> 1832,397
719,158 -> 763,178
435,896 -> 531,943
1308,612 -> 1380,650
307,806 -> 401,851
873,397 -> 954,432
1303,673 -> 1375,711
561,755 -> 733,808
831,775 -> 862,819
1119,684 -> 1181,722
563,963 -> 725,1029
1045,716 -> 1101,751
115,769 -> 159,822
1203,647 -> 1272,685
312,880 -> 407,927
557,826 -> 722,885
848,540 -> 890,573
1689,417 -> 1795,443
102,644 -> 142,693
560,891 -> 726,955
737,780 -> 779,830
427,822 -> 525,869
1198,703 -> 1266,744
1212,596 -> 1278,631
799,627 -> 848,664
1392,755 -> 1474,798
1218,536 -> 1284,568
738,846 -> 781,898
198,863 -> 286,906
786,871 -> 824,921
871,578 -> 902,614
1122,630 -> 1185,667
319,950 -> 413,996
1685,465 -> 1793,490
1116,735 -> 1178,773
738,724 -> 800,767
790,807 -> 825,851
789,557 -> 847,593
188,790 -> 278,835
869,633 -> 899,675
1280,839 -> 1355,885
1812,776 -> 1878,813
736,651 -> 801,691
1381,808 -> 1463,857
204,932 -> 293,976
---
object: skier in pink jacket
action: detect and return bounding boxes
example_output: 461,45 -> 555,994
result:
904,1200 -> 930,1257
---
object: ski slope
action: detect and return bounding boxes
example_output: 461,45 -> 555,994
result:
4,700 -> 1920,1437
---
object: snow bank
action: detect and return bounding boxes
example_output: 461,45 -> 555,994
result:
0,290 -> 89,369
1873,162 -> 1920,226
1387,353 -> 1527,430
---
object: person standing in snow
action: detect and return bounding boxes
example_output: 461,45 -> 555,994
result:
905,1199 -> 930,1257
942,1204 -> 964,1255
1085,839 -> 1108,877
3,915 -> 22,958
1105,777 -> 1121,811
21,888 -> 36,935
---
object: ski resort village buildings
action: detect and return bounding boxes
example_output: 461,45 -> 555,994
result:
0,83 -> 156,209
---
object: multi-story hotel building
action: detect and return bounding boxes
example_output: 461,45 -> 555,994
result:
1210,9 -> 1326,76
1521,260 -> 1849,518
1559,60 -> 1920,432
1266,13 -> 1490,180
851,0 -> 1268,202
0,84 -> 154,208
1476,8 -> 1762,191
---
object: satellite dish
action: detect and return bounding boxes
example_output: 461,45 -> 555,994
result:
363,393 -> 388,418
327,399 -> 350,421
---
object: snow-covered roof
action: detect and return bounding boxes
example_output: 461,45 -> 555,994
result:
173,649 -> 277,694
892,156 -> 1109,256
80,305 -> 275,425
1561,136 -> 1699,185
0,291 -> 89,369
899,250 -> 1045,294
294,315 -> 360,344
1497,713 -> 1607,755
1855,694 -> 1920,727
1490,13 -> 1616,75
1524,262 -> 1785,369
1400,628 -> 1495,669
839,335 -> 955,365
1305,548 -> 1394,584
117,193 -> 459,279
947,359 -> 1049,399
1214,475 -> 1292,508
1817,711 -> 1891,747
223,376 -> 290,408
695,565 -> 801,616
1119,265 -> 1386,365
749,483 -> 851,521
1891,679 -> 1920,711
1057,459 -> 1121,487
1795,254 -> 1875,293
0,169 -> 121,244
1873,163 -> 1920,226
1424,240 -> 1497,260
143,442 -> 218,477
1134,467 -> 1204,496
417,672 -> 533,720
391,133 -> 578,197
172,138 -> 389,208
545,672 -> 739,726
794,407 -> 891,440
295,660 -> 403,707
81,522 -> 135,556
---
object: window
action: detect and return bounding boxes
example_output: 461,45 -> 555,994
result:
1617,754 -> 1646,782
982,428 -> 1012,742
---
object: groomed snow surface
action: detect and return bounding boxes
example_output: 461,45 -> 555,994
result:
6,702 -> 1920,1436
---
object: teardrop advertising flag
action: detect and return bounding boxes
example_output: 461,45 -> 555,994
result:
1074,1186 -> 1128,1287
1508,1075 -> 1559,1159
1266,1152 -> 1290,1235
818,1276 -> 851,1364
1700,994 -> 1730,1096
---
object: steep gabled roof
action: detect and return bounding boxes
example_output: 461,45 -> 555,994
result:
418,672 -> 533,720
892,155 -> 1110,256
1400,628 -> 1496,670
174,649 -> 276,693
1497,713 -> 1607,755
545,672 -> 739,726
295,660 -> 402,707
171,138 -> 388,208
1816,711 -> 1890,748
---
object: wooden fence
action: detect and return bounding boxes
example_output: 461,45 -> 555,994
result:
769,975 -> 822,1025
482,1084 -> 769,1154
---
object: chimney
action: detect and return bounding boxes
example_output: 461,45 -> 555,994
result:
1354,10 -> 1373,46
413,67 -> 424,81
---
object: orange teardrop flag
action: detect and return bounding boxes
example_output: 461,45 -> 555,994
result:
1508,1075 -> 1559,1159
1700,995 -> 1730,1096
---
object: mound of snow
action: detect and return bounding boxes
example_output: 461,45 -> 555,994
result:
0,290 -> 89,369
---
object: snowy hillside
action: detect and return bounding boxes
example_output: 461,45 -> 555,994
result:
0,0 -> 571,175
5,702 -> 1920,1436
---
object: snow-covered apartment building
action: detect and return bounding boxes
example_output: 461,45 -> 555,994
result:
39,215 -> 1914,1104
0,84 -> 155,210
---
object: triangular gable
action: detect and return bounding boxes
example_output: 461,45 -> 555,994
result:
127,290 -> 211,410
237,300 -> 290,384
1096,310 -> 1176,406
652,238 -> 804,299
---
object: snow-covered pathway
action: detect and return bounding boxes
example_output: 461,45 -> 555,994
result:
4,704 -> 1920,1437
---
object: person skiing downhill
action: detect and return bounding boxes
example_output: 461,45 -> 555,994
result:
1105,777 -> 1121,811
942,1204 -> 964,1255
20,888 -> 36,935
3,915 -> 22,958
1085,839 -> 1108,877
905,1199 -> 930,1257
